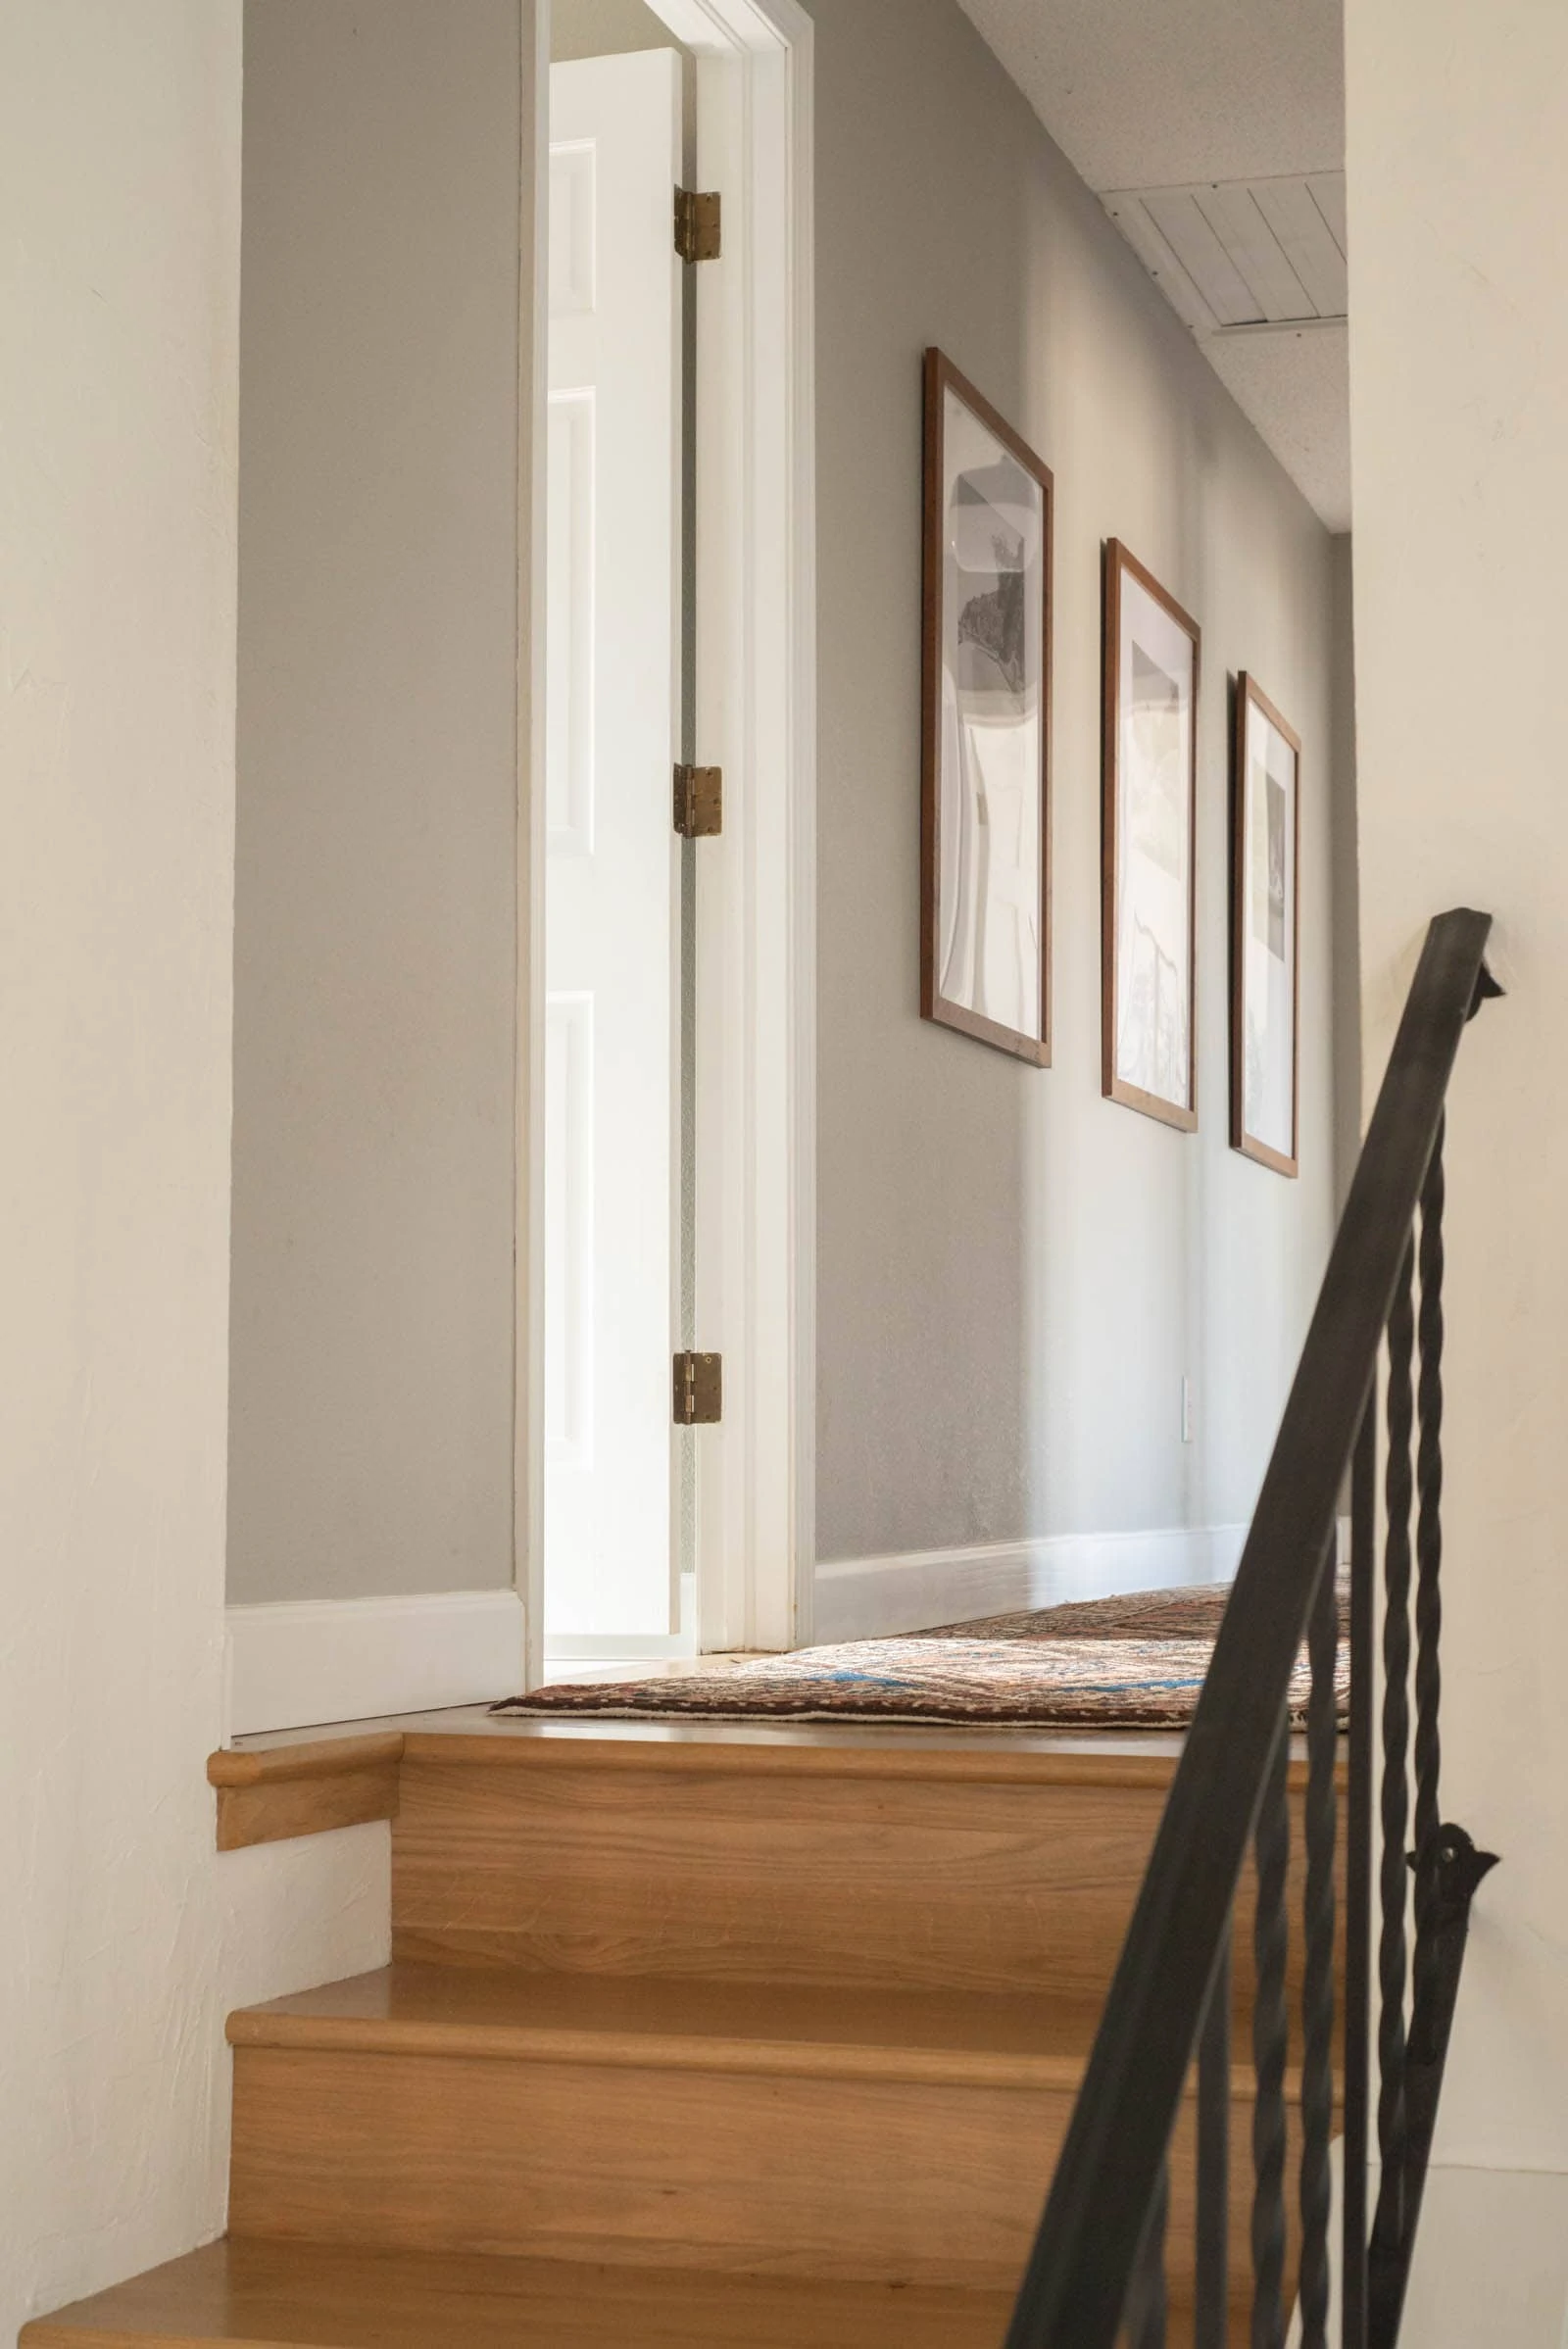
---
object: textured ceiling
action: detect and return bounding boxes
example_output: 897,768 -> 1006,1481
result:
954,0 -> 1344,193
955,0 -> 1350,530
1204,322 -> 1349,532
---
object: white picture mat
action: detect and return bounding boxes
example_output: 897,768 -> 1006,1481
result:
1114,568 -> 1196,1108
1241,696 -> 1298,1160
935,385 -> 1046,1041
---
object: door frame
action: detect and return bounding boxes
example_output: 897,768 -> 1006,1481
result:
520,0 -> 817,1682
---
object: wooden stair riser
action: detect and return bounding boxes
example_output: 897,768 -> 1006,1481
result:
229,2039 -> 1323,2293
393,1751 -> 1345,2013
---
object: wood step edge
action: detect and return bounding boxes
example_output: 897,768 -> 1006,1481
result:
226,1966 -> 1343,2104
230,1999 -> 1340,2104
208,1736 -> 405,1852
227,1997 -> 1092,2093
401,1725 -> 1343,1791
208,1735 -> 407,1790
205,1715 -> 1346,1849
403,1725 -> 1200,1786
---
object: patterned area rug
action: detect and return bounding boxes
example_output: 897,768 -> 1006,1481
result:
493,1583 -> 1350,1731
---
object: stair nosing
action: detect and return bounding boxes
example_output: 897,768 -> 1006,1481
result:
226,1973 -> 1342,2106
397,1729 -> 1344,1793
228,2004 -> 1091,2090
399,1729 -> 1199,1786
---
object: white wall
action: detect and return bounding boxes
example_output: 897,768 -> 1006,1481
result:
1347,0 -> 1568,2174
229,0 -> 525,1607
809,0 -> 1347,1600
0,6 -> 387,2332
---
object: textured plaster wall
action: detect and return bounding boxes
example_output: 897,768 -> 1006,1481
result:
1347,0 -> 1568,2171
0,5 -> 387,2333
808,0 -> 1346,1571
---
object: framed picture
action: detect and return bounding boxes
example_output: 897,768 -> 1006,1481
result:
1102,540 -> 1200,1129
1231,674 -> 1301,1176
921,349 -> 1054,1064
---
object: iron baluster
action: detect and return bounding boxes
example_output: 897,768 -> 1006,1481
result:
1194,1926 -> 1232,2349
1124,2161 -> 1169,2349
1369,1826 -> 1498,2348
1299,1542 -> 1340,2349
1373,1237 -> 1415,2267
1342,1402 -> 1378,2349
1250,1717 -> 1291,2349
1412,1127 -> 1446,2025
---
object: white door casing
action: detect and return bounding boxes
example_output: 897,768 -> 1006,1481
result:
521,0 -> 815,1684
665,0 -> 817,1657
544,52 -> 682,1641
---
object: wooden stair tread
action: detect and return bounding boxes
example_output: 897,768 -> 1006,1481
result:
230,1962 -> 1334,2101
229,1960 -> 1107,2087
22,2239 -> 1016,2348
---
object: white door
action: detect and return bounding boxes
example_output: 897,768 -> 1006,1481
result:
545,52 -> 683,1641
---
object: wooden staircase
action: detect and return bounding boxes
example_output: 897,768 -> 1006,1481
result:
23,1723 -> 1341,2346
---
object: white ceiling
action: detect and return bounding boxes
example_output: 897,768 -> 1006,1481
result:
954,0 -> 1351,531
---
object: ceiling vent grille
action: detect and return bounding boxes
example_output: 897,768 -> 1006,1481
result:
1102,171 -> 1347,335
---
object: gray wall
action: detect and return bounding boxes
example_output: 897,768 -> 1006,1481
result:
228,0 -> 1348,1606
809,0 -> 1346,1564
229,0 -> 525,1603
552,0 -> 675,60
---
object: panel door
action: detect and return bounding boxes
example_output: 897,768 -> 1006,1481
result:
545,51 -> 682,1639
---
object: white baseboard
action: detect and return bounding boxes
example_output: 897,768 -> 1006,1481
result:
811,1524 -> 1248,1645
1292,2151 -> 1568,2348
544,1634 -> 697,1663
224,1589 -> 526,1737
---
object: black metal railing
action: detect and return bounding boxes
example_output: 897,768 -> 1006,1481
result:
1005,908 -> 1502,2349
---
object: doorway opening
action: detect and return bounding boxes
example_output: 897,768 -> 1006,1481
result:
525,0 -> 817,1687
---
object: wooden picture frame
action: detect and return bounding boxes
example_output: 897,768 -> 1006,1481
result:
1230,673 -> 1302,1177
921,349 -> 1054,1065
1102,540 -> 1201,1130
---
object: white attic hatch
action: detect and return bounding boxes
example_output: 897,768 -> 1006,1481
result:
1103,171 -> 1347,333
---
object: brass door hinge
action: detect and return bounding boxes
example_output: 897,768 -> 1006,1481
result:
674,763 -> 722,838
673,1351 -> 722,1426
674,187 -> 722,264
